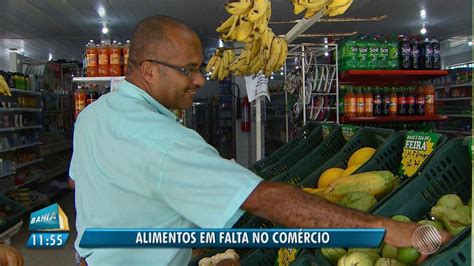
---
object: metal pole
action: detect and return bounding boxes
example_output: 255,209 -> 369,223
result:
335,43 -> 340,124
284,61 -> 289,142
256,96 -> 262,161
301,45 -> 306,125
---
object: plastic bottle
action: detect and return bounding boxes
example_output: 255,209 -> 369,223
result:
122,40 -> 131,76
416,86 -> 425,116
357,37 -> 368,70
86,40 -> 98,77
98,41 -> 110,76
345,87 -> 356,117
432,38 -> 441,70
378,39 -> 389,69
74,86 -> 87,119
424,83 -> 436,116
389,87 -> 398,116
356,87 -> 365,117
421,37 -> 433,70
367,37 -> 380,70
109,40 -> 122,76
407,87 -> 416,116
382,87 -> 391,116
373,87 -> 383,116
364,87 -> 373,117
398,87 -> 407,116
411,38 -> 421,70
388,38 -> 400,70
400,36 -> 412,70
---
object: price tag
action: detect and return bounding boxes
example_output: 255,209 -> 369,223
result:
342,125 -> 357,141
245,74 -> 270,102
111,77 -> 125,92
399,131 -> 441,178
275,248 -> 300,266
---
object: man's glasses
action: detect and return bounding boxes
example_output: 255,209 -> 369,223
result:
140,59 -> 205,79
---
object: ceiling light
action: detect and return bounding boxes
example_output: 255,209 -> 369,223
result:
420,9 -> 427,18
468,41 -> 473,46
270,76 -> 274,80
98,6 -> 106,18
280,71 -> 284,76
206,77 -> 210,80
324,52 -> 329,57
218,39 -> 224,48
420,25 -> 427,35
48,53 -> 53,61
101,24 -> 109,34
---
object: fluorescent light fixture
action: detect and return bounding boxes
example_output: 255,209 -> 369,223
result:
420,9 -> 427,18
420,25 -> 427,35
98,6 -> 106,17
218,39 -> 224,48
48,53 -> 53,61
468,41 -> 473,46
324,52 -> 329,57
101,24 -> 109,34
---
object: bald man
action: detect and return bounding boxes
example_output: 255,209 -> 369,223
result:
70,15 -> 449,265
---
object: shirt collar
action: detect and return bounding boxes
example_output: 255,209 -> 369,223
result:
118,80 -> 178,121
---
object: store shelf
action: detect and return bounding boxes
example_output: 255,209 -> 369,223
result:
445,114 -> 472,118
13,158 -> 44,171
0,171 -> 15,178
341,115 -> 448,123
0,142 -> 42,153
436,97 -> 471,102
0,108 -> 42,112
26,198 -> 50,212
435,82 -> 472,90
342,70 -> 449,77
40,141 -> 72,156
38,165 -> 69,183
9,89 -> 41,96
436,130 -> 471,135
266,115 -> 287,120
72,76 -> 125,83
0,125 -> 42,132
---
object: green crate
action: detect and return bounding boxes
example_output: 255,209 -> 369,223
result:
253,122 -> 320,173
299,127 -> 395,188
0,193 -> 26,233
271,125 -> 349,184
258,126 -> 324,179
422,235 -> 471,266
240,248 -> 315,266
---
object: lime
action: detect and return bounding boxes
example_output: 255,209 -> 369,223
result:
391,215 -> 411,223
397,247 -> 420,265
381,243 -> 398,259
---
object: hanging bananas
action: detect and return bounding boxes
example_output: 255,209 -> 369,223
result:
290,0 -> 354,18
0,75 -> 12,96
218,0 -> 271,43
206,49 -> 236,81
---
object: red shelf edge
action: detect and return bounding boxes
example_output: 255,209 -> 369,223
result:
341,115 -> 448,123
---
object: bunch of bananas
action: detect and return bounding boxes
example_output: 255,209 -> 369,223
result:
205,49 -> 236,81
0,76 -> 12,96
217,0 -> 271,43
290,0 -> 353,18
228,28 -> 288,77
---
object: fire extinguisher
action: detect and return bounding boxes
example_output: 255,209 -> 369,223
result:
241,96 -> 250,132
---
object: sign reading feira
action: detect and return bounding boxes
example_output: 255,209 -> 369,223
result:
399,132 -> 441,178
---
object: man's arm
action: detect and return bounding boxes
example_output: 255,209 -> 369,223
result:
241,181 -> 451,248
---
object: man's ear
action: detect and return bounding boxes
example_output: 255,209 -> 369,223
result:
140,61 -> 157,83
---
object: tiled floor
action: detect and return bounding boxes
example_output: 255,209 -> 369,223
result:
11,191 -> 77,266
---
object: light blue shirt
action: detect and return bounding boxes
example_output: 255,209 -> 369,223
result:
70,80 -> 262,265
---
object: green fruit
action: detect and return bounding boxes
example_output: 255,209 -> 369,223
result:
436,194 -> 463,209
455,205 -> 472,218
348,247 -> 381,255
468,199 -> 472,207
391,215 -> 411,223
418,219 -> 445,231
443,216 -> 467,236
397,247 -> 420,265
381,243 -> 398,259
321,248 -> 347,265
340,251 -> 379,266
338,192 -> 378,212
337,254 -> 348,266
375,258 -> 406,266
431,206 -> 471,225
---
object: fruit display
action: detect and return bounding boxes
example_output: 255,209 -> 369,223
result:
431,194 -> 472,236
205,49 -> 236,81
290,0 -> 354,18
198,249 -> 239,266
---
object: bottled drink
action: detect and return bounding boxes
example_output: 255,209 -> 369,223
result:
378,39 -> 389,69
398,87 -> 407,116
339,87 -> 345,116
356,87 -> 365,117
407,87 -> 416,116
421,37 -> 433,70
411,39 -> 421,70
432,38 -> 441,70
388,38 -> 400,70
373,87 -> 383,116
357,37 -> 368,70
364,87 -> 373,117
400,36 -> 412,70
123,40 -> 131,75
367,37 -> 380,70
382,88 -> 390,116
109,40 -> 122,76
345,87 -> 356,117
389,87 -> 398,116
74,86 -> 87,119
424,83 -> 436,115
86,40 -> 98,77
98,41 -> 110,76
416,86 -> 425,116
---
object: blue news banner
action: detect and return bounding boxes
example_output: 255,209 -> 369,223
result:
79,228 -> 385,248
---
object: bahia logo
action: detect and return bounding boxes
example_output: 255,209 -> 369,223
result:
29,203 -> 69,231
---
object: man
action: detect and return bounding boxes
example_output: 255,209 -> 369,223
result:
70,15 -> 450,265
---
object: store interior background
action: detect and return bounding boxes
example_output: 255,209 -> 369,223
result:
0,0 -> 472,265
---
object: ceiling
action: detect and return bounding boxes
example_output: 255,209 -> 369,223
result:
0,0 -> 472,70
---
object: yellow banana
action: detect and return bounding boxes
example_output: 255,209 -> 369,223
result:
246,0 -> 268,22
0,76 -> 12,96
326,0 -> 351,8
325,0 -> 353,16
225,0 -> 253,15
304,7 -> 321,19
216,15 -> 237,33
299,0 -> 329,9
211,56 -> 221,80
218,50 -> 227,80
236,17 -> 254,42
265,37 -> 281,75
205,54 -> 218,73
221,15 -> 240,40
275,38 -> 288,70
250,39 -> 262,59
292,0 -> 307,15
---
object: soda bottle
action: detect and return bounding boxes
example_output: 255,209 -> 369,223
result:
382,88 -> 390,116
345,87 -> 356,117
421,37 -> 433,70
398,87 -> 407,116
407,87 -> 416,116
424,82 -> 436,115
411,38 -> 421,70
109,40 -> 122,76
388,38 -> 400,69
74,86 -> 87,119
339,86 -> 345,116
98,41 -> 110,76
400,36 -> 412,70
378,39 -> 389,69
86,40 -> 98,77
367,37 -> 380,70
389,87 -> 398,116
364,87 -> 373,117
432,38 -> 441,70
123,40 -> 131,76
356,87 -> 365,117
416,86 -> 425,116
373,87 -> 383,116
357,36 -> 368,70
